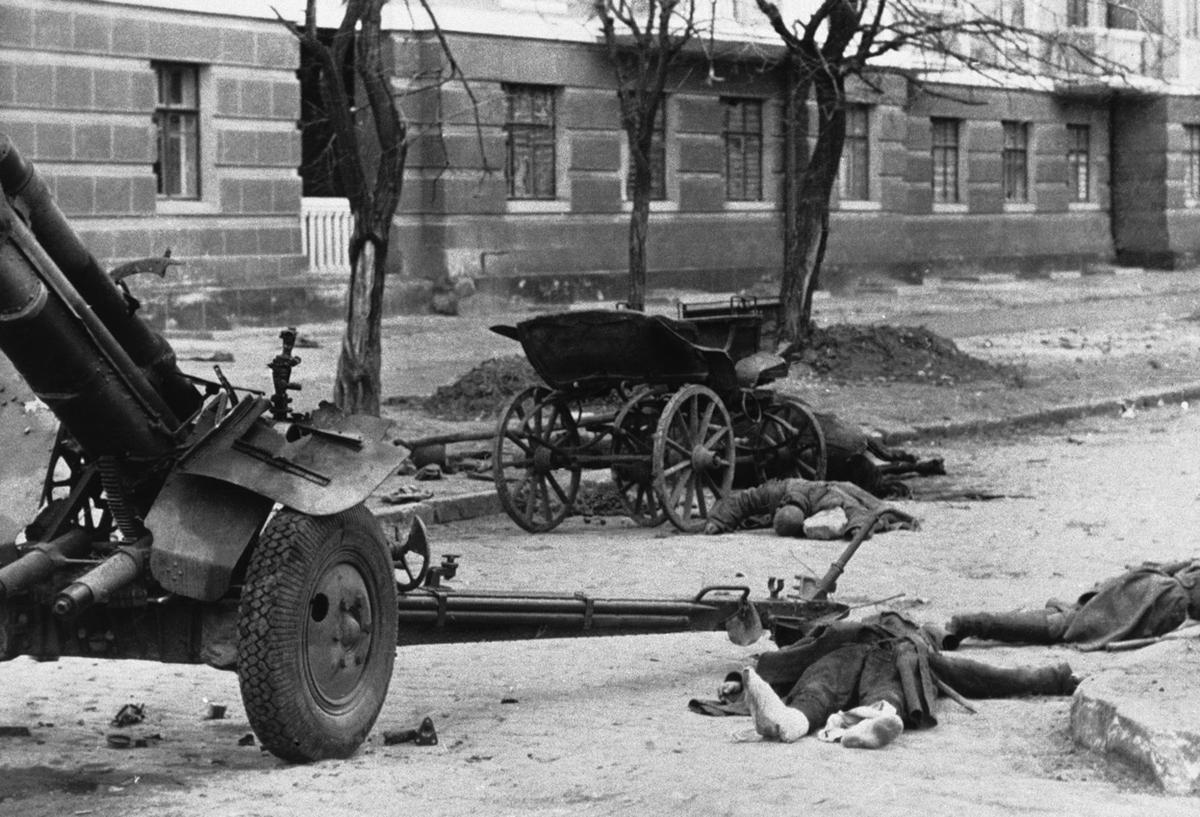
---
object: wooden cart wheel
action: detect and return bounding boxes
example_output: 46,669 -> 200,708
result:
652,384 -> 736,532
492,385 -> 582,532
611,389 -> 668,527
750,399 -> 827,484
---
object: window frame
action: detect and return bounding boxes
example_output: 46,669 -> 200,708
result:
153,62 -> 201,201
839,104 -> 871,203
504,83 -> 559,202
931,117 -> 961,206
1002,120 -> 1031,204
722,97 -> 764,203
1067,123 -> 1091,203
1067,0 -> 1088,26
1186,124 -> 1200,205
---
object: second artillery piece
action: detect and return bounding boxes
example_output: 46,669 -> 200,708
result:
489,305 -> 828,533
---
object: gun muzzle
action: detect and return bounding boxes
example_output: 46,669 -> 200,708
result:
0,529 -> 92,602
53,541 -> 148,618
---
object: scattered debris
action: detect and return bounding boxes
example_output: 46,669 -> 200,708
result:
237,733 -> 256,747
110,703 -> 145,728
203,703 -> 227,721
414,464 -> 444,481
182,351 -> 234,363
381,486 -> 434,505
0,725 -> 31,737
500,698 -> 519,705
383,716 -> 438,746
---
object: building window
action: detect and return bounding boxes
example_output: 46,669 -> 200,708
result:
626,103 -> 668,201
1106,1 -> 1139,29
1002,120 -> 1030,203
1187,125 -> 1200,202
1067,0 -> 1088,26
1067,124 -> 1090,202
154,63 -> 200,199
931,117 -> 960,204
504,84 -> 557,200
723,98 -> 763,201
839,105 -> 870,201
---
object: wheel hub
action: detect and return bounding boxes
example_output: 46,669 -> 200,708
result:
691,443 -> 719,471
307,563 -> 374,705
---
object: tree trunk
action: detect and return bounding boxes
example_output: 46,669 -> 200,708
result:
778,64 -> 845,352
335,232 -> 387,415
627,184 -> 650,311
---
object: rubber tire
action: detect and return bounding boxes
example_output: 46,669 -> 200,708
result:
237,504 -> 397,762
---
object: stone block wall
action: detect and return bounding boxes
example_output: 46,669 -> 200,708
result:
0,0 -> 305,285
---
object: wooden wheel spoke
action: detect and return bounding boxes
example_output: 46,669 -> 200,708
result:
664,458 -> 690,477
537,477 -> 553,521
699,400 -> 716,436
666,435 -> 691,457
680,477 -> 696,521
668,470 -> 690,507
545,471 -> 570,505
502,430 -> 532,454
704,425 -> 730,451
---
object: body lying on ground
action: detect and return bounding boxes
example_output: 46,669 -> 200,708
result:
945,559 -> 1200,651
812,409 -> 945,499
703,477 -> 918,539
689,611 -> 1078,749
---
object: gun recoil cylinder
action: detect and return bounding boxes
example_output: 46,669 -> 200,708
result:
52,541 -> 149,619
0,528 -> 92,602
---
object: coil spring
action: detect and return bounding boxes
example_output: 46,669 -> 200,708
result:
98,456 -> 143,540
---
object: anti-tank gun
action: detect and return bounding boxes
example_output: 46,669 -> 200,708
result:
0,135 -> 407,762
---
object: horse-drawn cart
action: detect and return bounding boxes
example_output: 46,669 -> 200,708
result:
490,305 -> 827,533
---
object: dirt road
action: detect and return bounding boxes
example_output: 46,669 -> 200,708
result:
3,403 -> 1200,816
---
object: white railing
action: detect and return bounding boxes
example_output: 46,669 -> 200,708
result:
301,196 -> 353,274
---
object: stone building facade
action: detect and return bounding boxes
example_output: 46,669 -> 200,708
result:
0,0 -> 305,303
2,0 -> 1199,306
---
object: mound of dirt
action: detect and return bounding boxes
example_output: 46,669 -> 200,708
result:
791,324 -> 1011,385
424,355 -> 539,420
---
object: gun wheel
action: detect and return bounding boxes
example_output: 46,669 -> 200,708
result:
238,505 -> 397,762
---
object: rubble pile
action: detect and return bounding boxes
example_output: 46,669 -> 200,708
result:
424,355 -> 538,420
791,324 -> 1012,385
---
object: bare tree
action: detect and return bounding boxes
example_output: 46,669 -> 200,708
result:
756,0 -> 1142,349
284,0 -> 485,415
595,0 -> 699,311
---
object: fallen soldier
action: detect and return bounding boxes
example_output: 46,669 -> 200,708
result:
812,409 -> 946,499
703,477 -> 918,539
944,559 -> 1200,651
689,611 -> 1079,749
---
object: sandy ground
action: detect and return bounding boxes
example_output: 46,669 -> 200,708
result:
3,400 -> 1200,815
3,274 -> 1200,815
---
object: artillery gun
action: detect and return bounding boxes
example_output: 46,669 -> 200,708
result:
0,135 -> 406,762
0,135 -> 854,763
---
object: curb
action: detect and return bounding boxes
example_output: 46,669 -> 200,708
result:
1069,642 -> 1200,795
372,489 -> 502,528
882,381 -> 1200,445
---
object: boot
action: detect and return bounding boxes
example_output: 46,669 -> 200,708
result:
929,653 -> 1079,698
946,609 -> 1066,646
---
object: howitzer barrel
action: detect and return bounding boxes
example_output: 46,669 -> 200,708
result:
0,135 -> 200,421
0,192 -> 178,460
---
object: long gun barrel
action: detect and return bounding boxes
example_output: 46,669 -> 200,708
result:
0,180 -> 178,461
0,135 -> 200,422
